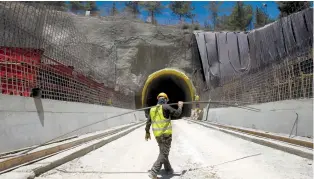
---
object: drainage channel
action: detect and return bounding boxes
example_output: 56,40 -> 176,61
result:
187,119 -> 313,159
0,122 -> 144,174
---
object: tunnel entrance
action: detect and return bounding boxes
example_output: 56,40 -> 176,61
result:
142,69 -> 194,117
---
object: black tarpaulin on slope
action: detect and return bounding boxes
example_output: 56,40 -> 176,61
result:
253,29 -> 264,68
303,8 -> 313,35
193,8 -> 313,88
217,32 -> 236,82
237,32 -> 250,71
281,15 -> 296,53
194,32 -> 210,86
226,32 -> 241,72
271,20 -> 287,60
204,32 -> 219,77
247,30 -> 258,70
257,24 -> 276,64
290,10 -> 311,46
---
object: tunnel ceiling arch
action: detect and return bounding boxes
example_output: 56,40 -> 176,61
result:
141,68 -> 195,108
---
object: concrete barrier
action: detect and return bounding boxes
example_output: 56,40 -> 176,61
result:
202,99 -> 313,138
0,94 -> 145,153
189,120 -> 313,160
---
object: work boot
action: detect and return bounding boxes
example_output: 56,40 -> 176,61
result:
165,168 -> 174,175
148,170 -> 158,179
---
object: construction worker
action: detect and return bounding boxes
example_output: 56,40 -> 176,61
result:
194,94 -> 200,109
191,94 -> 200,120
145,92 -> 183,179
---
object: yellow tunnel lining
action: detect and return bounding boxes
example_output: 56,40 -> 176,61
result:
141,68 -> 195,107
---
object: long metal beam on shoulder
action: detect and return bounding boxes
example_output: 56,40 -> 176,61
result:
19,100 -> 260,156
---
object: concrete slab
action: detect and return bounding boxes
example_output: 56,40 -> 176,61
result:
190,120 -> 313,159
0,123 -> 144,179
33,120 -> 312,179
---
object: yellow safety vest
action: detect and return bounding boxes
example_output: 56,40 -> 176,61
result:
149,104 -> 172,137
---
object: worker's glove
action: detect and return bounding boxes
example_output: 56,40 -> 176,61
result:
145,132 -> 151,141
178,101 -> 184,108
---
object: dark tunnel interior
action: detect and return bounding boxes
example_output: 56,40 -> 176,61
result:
144,75 -> 192,118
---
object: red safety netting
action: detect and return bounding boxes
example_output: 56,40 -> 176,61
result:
0,46 -> 134,109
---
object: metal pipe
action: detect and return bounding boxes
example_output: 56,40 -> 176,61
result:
205,100 -> 211,121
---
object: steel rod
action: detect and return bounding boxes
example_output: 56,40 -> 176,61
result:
19,100 -> 260,155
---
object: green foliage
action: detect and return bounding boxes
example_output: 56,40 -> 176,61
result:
85,1 -> 99,16
70,2 -> 85,13
124,1 -> 140,18
227,2 -> 253,31
182,24 -> 190,29
169,2 -> 195,22
85,1 -> 98,11
254,7 -> 269,28
188,13 -> 196,24
110,2 -> 119,16
139,2 -> 164,24
276,1 -> 311,17
215,15 -> 230,31
203,20 -> 212,31
267,18 -> 276,24
205,2 -> 222,30
193,24 -> 200,30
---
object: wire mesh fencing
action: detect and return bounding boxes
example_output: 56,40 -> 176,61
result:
195,7 -> 313,107
0,2 -> 135,109
208,38 -> 313,107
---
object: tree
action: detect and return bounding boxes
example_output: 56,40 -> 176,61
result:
70,2 -> 85,14
215,14 -> 230,31
204,20 -> 212,31
227,2 -> 253,31
205,2 -> 222,31
139,2 -> 164,24
254,7 -> 269,28
110,2 -> 119,16
85,2 -> 99,16
276,1 -> 311,17
169,2 -> 194,24
124,1 -> 140,18
193,21 -> 200,30
189,13 -> 196,24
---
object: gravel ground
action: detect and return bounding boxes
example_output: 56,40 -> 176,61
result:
36,120 -> 313,179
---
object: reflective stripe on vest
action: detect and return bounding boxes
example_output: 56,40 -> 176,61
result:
149,104 -> 172,137
152,119 -> 171,124
152,126 -> 172,131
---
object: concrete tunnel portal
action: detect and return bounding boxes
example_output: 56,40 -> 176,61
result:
141,68 -> 195,117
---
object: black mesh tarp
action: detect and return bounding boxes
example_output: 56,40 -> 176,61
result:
194,8 -> 313,88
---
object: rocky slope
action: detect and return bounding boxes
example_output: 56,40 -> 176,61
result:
0,2 -> 206,97
70,15 -> 203,92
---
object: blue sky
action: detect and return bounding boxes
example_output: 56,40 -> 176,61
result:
95,1 -> 281,26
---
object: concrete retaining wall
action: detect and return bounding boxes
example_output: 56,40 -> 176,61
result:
0,94 -> 145,153
203,99 -> 313,138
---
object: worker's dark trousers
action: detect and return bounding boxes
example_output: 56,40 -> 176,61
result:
150,135 -> 172,175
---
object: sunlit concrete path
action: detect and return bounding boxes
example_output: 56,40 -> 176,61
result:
36,120 -> 313,179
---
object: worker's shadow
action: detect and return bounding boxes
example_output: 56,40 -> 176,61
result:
158,169 -> 181,179
55,169 -> 181,178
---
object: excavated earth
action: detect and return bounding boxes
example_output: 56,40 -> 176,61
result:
71,15 -> 201,92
